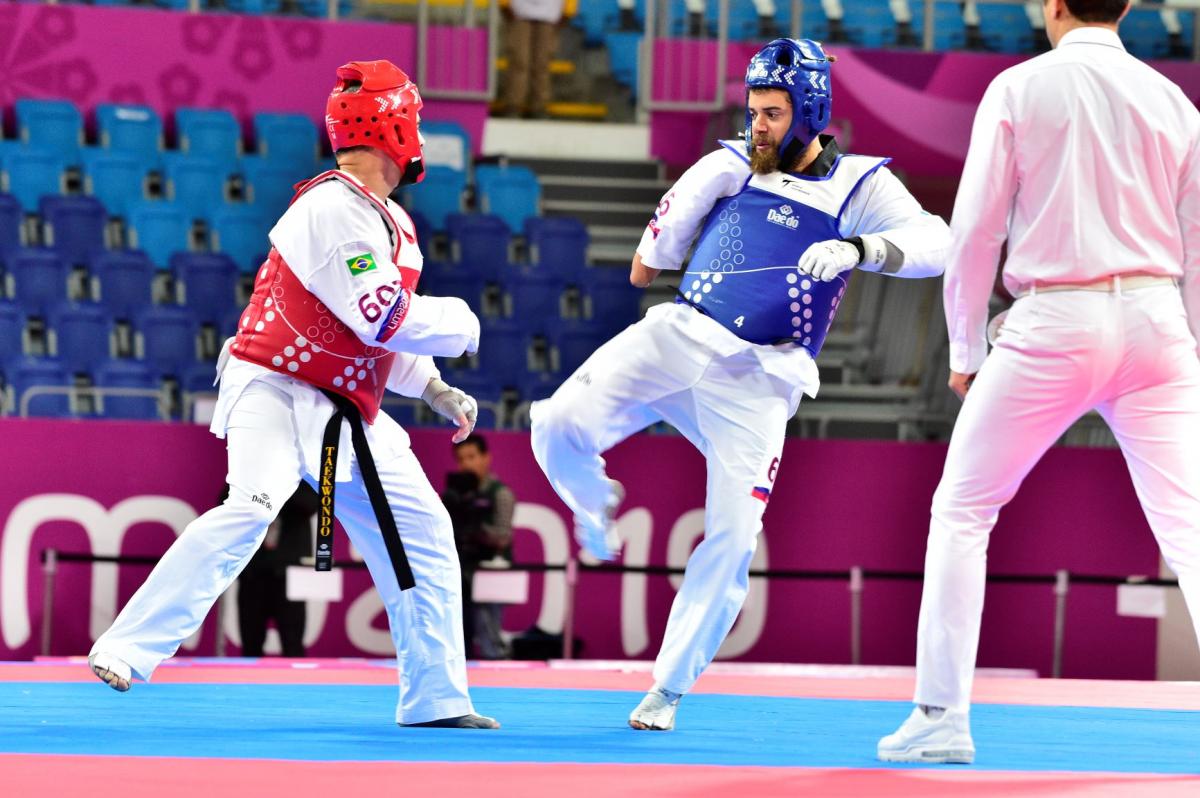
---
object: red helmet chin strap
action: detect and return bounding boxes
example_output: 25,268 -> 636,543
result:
325,60 -> 425,183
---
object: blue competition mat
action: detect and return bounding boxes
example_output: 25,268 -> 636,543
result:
2,684 -> 1198,773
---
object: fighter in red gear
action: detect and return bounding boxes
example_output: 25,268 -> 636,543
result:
88,61 -> 500,729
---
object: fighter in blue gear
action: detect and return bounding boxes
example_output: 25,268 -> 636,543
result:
530,38 -> 951,732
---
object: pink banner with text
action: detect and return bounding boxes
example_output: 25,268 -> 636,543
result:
0,418 -> 1165,680
0,4 -> 488,150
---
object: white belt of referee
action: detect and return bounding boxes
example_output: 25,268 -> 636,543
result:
1015,272 -> 1176,298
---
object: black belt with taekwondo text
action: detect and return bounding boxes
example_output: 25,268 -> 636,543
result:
316,389 -> 416,591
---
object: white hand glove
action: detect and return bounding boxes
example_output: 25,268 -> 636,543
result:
797,239 -> 860,282
422,378 -> 478,443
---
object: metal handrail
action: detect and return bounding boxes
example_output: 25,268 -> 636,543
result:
414,0 -> 500,101
39,547 -> 1181,669
18,385 -> 169,420
640,0 -> 731,113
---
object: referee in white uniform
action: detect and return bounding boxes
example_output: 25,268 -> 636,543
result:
879,0 -> 1200,763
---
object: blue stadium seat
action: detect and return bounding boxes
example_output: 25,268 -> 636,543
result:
9,248 -> 70,317
226,0 -> 285,13
81,149 -> 150,218
0,300 -> 26,362
407,209 -> 433,249
420,120 -> 472,173
96,104 -> 163,161
164,153 -> 229,222
579,266 -> 641,335
975,4 -> 1031,53
526,216 -> 589,279
135,304 -> 200,375
572,0 -> 617,44
604,32 -> 641,97
433,367 -> 505,428
210,207 -> 270,272
475,165 -> 541,233
398,166 -> 466,231
0,192 -> 23,257
221,306 -> 246,338
2,147 -> 65,212
15,99 -> 84,166
179,360 -> 220,395
171,252 -> 239,324
507,267 -> 563,321
419,265 -> 485,314
175,108 -> 242,174
253,112 -> 319,167
297,0 -> 354,17
515,370 -> 560,404
382,396 -> 421,428
91,251 -> 154,320
5,356 -> 73,417
47,301 -> 114,374
240,157 -> 300,221
127,203 -> 192,269
477,320 -> 533,385
92,358 -> 163,420
40,195 -> 107,266
547,319 -> 608,377
1123,8 -> 1170,59
446,213 -> 509,281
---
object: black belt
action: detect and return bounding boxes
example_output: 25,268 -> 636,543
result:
317,390 -> 416,591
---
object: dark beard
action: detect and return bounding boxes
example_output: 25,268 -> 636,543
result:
749,142 -> 781,175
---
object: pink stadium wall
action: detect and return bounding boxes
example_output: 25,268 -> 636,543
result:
648,40 -> 1200,181
0,419 -> 1163,680
0,3 -> 489,150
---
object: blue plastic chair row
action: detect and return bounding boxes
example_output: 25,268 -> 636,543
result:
4,245 -> 240,322
3,354 -> 186,420
12,99 -> 321,171
399,164 -> 541,233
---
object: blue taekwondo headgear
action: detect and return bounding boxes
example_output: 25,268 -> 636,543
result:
744,38 -> 833,166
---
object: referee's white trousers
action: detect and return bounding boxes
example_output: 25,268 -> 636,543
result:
916,284 -> 1200,711
90,379 -> 474,724
530,311 -> 791,695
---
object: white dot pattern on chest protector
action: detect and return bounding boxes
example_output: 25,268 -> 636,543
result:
685,191 -> 853,347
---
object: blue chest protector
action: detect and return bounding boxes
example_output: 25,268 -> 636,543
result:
677,141 -> 888,358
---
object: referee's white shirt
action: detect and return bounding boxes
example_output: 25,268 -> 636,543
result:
945,26 -> 1200,373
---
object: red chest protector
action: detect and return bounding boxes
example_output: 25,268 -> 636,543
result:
230,170 -> 420,423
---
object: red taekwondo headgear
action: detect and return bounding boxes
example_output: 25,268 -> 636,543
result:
325,60 -> 426,185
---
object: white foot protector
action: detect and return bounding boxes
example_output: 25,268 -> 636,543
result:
877,706 -> 975,764
88,651 -> 132,693
629,686 -> 681,731
574,479 -> 625,561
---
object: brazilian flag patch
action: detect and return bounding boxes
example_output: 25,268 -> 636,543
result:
346,252 -> 378,277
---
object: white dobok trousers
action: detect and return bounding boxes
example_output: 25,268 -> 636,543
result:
91,378 -> 474,724
916,284 -> 1200,710
531,303 -> 803,694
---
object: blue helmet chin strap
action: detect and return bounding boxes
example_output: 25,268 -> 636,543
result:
744,38 -> 833,167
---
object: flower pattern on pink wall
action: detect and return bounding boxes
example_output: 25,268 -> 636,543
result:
181,14 -> 235,56
0,3 -> 484,152
0,5 -> 98,106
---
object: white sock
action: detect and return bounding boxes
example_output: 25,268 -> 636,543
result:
920,704 -> 946,720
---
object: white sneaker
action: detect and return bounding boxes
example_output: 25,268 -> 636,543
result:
877,706 -> 975,764
88,651 -> 132,692
574,479 -> 624,561
628,686 -> 681,731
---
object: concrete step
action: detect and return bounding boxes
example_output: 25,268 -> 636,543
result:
483,120 -> 653,163
539,175 -> 669,205
508,154 -> 662,180
544,198 -> 650,228
588,242 -> 636,265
